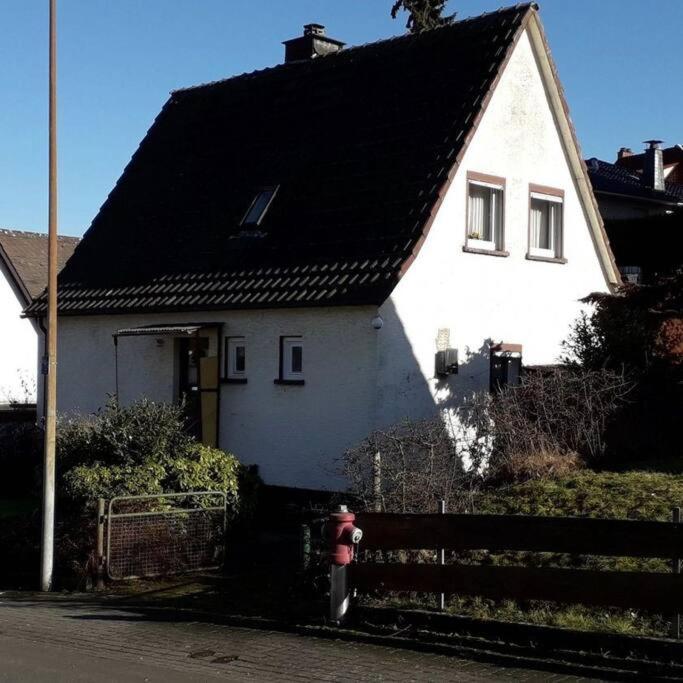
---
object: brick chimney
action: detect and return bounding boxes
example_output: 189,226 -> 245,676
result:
283,24 -> 345,63
617,147 -> 633,160
642,140 -> 665,191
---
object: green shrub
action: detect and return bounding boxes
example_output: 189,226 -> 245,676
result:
52,399 -> 259,587
476,470 -> 683,521
57,398 -> 193,472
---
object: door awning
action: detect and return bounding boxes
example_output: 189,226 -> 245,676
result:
113,322 -> 221,338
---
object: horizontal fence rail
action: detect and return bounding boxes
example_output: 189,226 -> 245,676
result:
350,563 -> 683,612
355,512 -> 683,558
342,511 -> 683,624
105,491 -> 227,580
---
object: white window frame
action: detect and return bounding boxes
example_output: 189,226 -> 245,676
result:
281,336 -> 304,382
466,179 -> 504,252
225,337 -> 247,380
529,191 -> 563,259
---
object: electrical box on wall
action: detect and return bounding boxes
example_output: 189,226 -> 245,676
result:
435,348 -> 458,377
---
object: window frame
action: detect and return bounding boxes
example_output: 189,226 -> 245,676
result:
275,336 -> 305,385
241,185 -> 279,227
527,184 -> 566,263
464,171 -> 507,256
224,336 -> 247,383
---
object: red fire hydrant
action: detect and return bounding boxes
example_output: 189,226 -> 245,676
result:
328,505 -> 362,624
328,506 -> 363,565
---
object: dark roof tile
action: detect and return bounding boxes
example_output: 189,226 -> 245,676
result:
27,4 -> 535,316
0,229 -> 79,302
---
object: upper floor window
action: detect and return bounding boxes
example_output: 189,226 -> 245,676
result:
241,186 -> 278,227
466,172 -> 505,252
528,185 -> 564,260
224,337 -> 247,382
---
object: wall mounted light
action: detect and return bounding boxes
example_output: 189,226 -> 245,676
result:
371,315 -> 384,330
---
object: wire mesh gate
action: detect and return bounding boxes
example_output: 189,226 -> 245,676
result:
103,491 -> 227,580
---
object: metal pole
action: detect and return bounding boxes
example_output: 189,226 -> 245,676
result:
96,498 -> 105,590
40,0 -> 58,593
329,564 -> 349,624
672,507 -> 681,640
438,499 -> 445,611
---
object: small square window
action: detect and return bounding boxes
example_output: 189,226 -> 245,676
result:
280,336 -> 304,382
241,186 -> 278,227
225,337 -> 247,380
529,191 -> 563,259
467,179 -> 504,251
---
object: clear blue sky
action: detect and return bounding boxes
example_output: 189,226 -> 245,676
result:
1,0 -> 681,237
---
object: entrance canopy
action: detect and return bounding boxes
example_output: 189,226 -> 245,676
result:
113,322 -> 221,339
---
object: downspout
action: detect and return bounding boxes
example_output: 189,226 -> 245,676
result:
38,316 -> 48,425
113,334 -> 119,402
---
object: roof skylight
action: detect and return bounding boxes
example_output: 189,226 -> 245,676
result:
241,186 -> 278,227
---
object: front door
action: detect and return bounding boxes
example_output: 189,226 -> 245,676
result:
177,335 -> 219,446
177,336 -> 208,440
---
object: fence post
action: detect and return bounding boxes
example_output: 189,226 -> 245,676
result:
438,499 -> 446,611
373,451 -> 382,512
328,505 -> 362,625
672,507 -> 681,640
300,523 -> 311,572
96,498 -> 105,591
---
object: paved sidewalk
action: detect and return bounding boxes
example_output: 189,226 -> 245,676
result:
0,597 -> 597,681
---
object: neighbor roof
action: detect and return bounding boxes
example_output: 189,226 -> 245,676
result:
28,3 -> 541,316
586,158 -> 683,206
0,229 -> 79,305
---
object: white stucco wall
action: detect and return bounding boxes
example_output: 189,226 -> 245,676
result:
376,29 -> 611,427
0,264 -> 38,405
56,307 -> 378,489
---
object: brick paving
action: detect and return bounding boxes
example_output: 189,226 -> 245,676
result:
0,597 -> 599,681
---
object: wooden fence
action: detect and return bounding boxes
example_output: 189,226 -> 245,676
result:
349,512 -> 683,618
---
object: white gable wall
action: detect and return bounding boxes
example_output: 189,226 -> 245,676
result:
0,264 -> 38,404
376,29 -> 610,426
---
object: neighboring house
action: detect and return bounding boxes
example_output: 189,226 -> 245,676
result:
586,142 -> 683,282
0,229 -> 78,407
617,143 -> 683,186
586,142 -> 683,222
26,4 -> 619,490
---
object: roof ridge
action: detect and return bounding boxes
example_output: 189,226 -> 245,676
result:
0,228 -> 80,241
172,3 -> 537,96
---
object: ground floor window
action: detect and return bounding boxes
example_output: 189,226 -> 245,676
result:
224,337 -> 247,381
277,336 -> 304,384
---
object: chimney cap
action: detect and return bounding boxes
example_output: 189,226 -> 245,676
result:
304,23 -> 326,36
644,139 -> 664,150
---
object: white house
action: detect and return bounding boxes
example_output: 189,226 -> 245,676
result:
27,4 -> 619,490
0,229 -> 78,408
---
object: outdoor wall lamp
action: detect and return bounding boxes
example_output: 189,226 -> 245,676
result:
371,315 -> 384,330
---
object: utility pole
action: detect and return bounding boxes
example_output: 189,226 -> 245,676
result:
41,0 -> 58,592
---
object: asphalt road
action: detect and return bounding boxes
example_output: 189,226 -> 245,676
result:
0,597 -> 596,681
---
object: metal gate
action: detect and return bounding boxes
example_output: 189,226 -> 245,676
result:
104,491 -> 227,580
